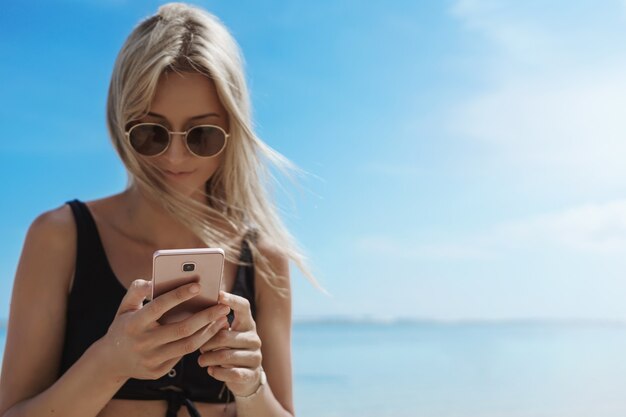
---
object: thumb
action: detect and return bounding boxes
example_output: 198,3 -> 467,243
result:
116,279 -> 152,317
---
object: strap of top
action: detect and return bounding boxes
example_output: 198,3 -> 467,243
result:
164,390 -> 203,417
65,199 -> 111,291
230,227 -> 258,321
66,199 -> 98,252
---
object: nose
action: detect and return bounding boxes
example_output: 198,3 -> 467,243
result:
162,132 -> 191,163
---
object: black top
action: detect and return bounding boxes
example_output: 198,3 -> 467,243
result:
59,199 -> 257,417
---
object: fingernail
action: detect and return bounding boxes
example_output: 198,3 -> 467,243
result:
190,284 -> 200,293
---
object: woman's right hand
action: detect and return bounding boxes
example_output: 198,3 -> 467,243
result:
98,279 -> 230,382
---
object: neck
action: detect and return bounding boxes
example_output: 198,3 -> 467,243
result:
121,185 -> 205,249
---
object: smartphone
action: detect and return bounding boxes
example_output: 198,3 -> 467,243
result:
151,247 -> 225,324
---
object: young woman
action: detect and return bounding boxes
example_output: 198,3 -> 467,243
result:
0,3 -> 316,417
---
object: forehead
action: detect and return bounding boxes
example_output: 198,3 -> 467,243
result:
148,71 -> 227,120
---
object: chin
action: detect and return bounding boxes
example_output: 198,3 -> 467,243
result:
158,169 -> 215,198
161,179 -> 203,196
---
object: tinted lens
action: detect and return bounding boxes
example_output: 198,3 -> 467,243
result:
129,124 -> 169,156
186,126 -> 226,157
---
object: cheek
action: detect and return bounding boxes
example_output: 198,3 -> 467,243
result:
197,156 -> 223,181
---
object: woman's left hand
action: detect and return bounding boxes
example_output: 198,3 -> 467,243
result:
197,291 -> 263,397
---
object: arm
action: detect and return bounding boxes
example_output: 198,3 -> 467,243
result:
198,236 -> 295,416
241,237 -> 294,416
0,206 -> 127,417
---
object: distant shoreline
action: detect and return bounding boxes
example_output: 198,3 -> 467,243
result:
3,317 -> 626,330
290,316 -> 626,326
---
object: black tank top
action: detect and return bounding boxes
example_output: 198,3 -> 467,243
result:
59,199 -> 257,417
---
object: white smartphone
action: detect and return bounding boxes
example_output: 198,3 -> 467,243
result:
150,248 -> 225,324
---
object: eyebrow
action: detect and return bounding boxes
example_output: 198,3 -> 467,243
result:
146,111 -> 221,121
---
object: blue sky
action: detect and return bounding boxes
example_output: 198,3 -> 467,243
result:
3,0 -> 626,322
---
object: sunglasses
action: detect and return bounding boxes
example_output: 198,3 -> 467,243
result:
124,122 -> 229,157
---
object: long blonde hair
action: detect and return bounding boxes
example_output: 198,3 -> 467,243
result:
106,2 -> 321,296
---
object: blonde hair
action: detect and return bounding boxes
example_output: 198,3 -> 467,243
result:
106,2 -> 321,296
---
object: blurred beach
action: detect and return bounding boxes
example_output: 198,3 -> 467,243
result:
2,320 -> 626,416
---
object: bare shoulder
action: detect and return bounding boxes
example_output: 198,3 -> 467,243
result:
252,232 -> 291,315
254,232 -> 291,291
254,232 -> 289,271
29,203 -> 76,240
23,203 -> 77,291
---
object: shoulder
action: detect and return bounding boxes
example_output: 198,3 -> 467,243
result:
251,231 -> 291,317
22,204 -> 77,286
27,203 -> 76,252
253,232 -> 290,287
255,233 -> 289,271
9,203 -> 78,309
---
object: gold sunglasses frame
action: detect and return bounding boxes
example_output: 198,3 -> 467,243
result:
124,122 -> 230,158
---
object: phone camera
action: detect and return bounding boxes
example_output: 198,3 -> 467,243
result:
182,262 -> 196,272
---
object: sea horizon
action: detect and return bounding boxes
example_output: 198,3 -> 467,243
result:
3,315 -> 626,329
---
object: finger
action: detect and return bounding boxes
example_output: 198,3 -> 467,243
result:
149,303 -> 231,346
218,291 -> 255,331
151,356 -> 181,379
154,316 -> 229,363
198,349 -> 262,368
116,279 -> 152,317
137,282 -> 202,327
199,328 -> 262,352
207,366 -> 258,385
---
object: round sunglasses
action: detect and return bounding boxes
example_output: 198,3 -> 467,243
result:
124,122 -> 229,158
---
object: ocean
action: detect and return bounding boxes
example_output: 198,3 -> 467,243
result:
291,320 -> 626,417
3,320 -> 626,416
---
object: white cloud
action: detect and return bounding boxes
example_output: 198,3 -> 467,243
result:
450,69 -> 626,184
451,0 -> 559,64
494,199 -> 626,254
448,0 -> 626,187
356,199 -> 626,260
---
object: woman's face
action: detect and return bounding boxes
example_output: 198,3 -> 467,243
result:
134,71 -> 230,198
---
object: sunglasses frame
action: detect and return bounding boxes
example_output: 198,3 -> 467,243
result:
124,122 -> 230,158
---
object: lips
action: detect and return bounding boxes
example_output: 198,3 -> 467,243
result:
163,169 -> 196,177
